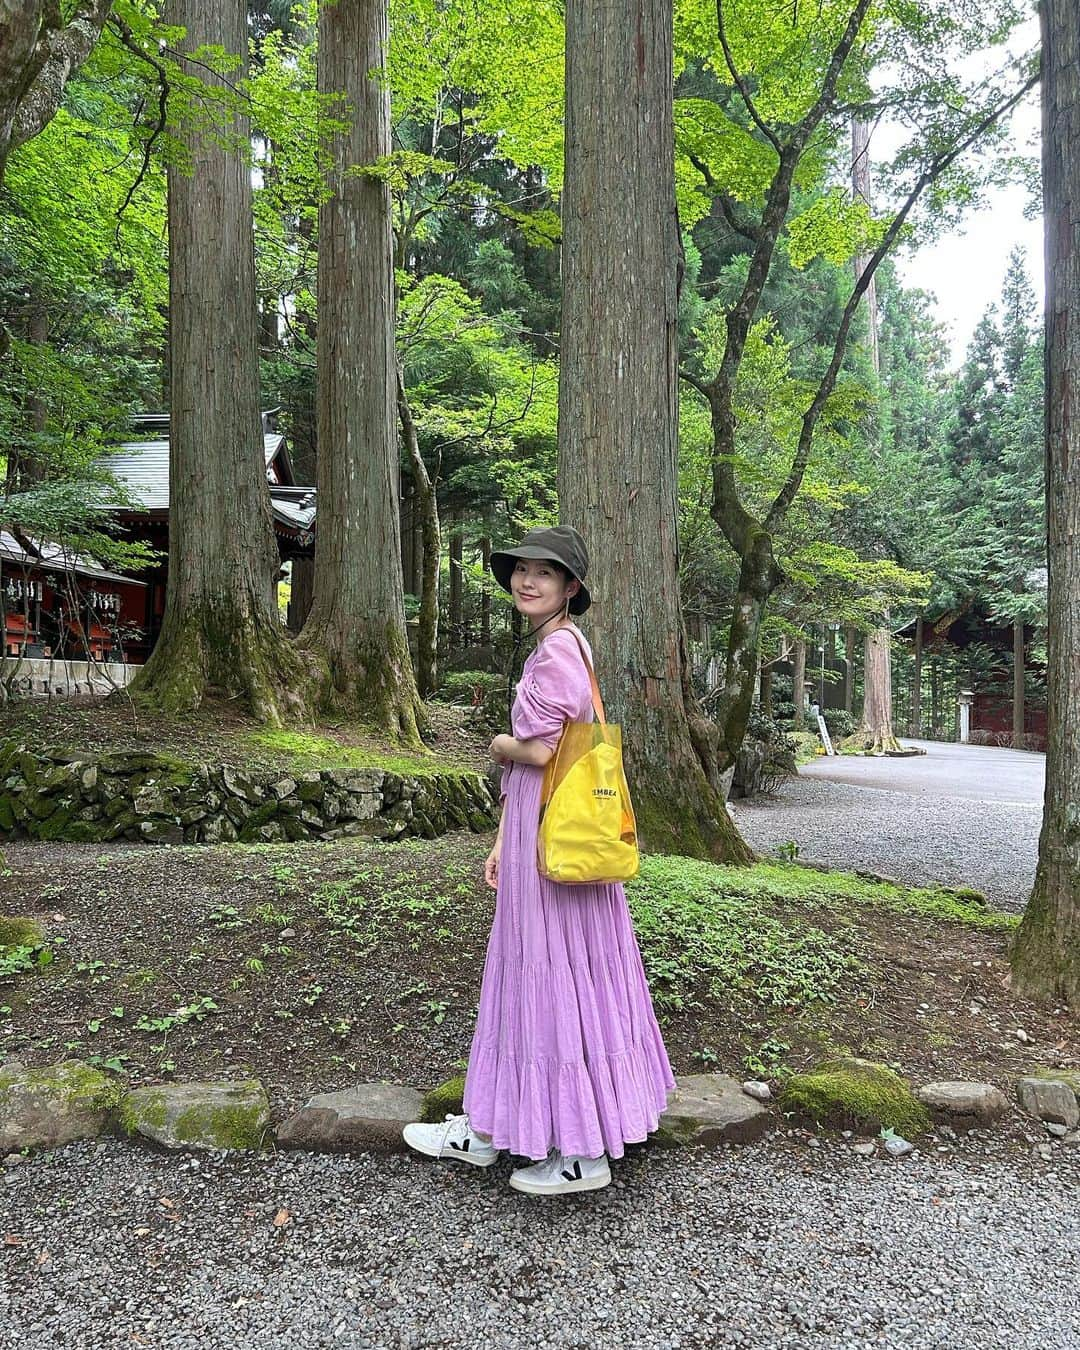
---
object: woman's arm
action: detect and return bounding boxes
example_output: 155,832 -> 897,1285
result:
489,732 -> 554,769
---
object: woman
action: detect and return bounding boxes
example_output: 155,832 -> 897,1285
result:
404,525 -> 676,1196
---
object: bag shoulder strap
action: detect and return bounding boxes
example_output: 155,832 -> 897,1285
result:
556,626 -> 606,726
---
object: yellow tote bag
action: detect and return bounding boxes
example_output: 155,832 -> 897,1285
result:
536,630 -> 639,885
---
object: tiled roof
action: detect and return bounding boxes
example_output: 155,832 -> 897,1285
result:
270,487 -> 317,535
0,531 -> 146,586
101,433 -> 288,512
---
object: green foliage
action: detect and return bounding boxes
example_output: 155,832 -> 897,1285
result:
627,855 -> 861,1016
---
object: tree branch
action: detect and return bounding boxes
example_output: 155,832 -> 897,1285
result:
686,149 -> 759,241
715,0 -> 781,154
107,14 -> 170,224
764,68 -> 1041,534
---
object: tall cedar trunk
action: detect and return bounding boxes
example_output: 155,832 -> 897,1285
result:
448,509 -> 463,651
760,657 -> 773,719
912,614 -> 924,736
297,0 -> 424,741
858,625 -> 902,753
558,0 -> 751,862
930,656 -> 941,736
6,300 -> 48,492
1012,0 -> 1080,998
287,557 -> 314,634
792,639 -> 807,729
130,0 -> 304,723
851,119 -> 899,753
1012,616 -> 1025,747
397,372 -> 439,696
844,626 -> 856,713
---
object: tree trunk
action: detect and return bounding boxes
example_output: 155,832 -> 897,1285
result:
130,0 -> 304,724
760,657 -> 773,719
480,535 -> 491,647
858,625 -> 902,753
930,656 -> 941,737
5,299 -> 48,493
844,626 -> 856,713
792,639 -> 807,730
297,0 -> 424,742
912,614 -> 924,737
0,1 -> 113,189
1012,616 -> 1025,747
448,509 -> 463,652
397,370 -> 439,697
1012,0 -> 1080,998
287,557 -> 314,635
558,0 -> 751,862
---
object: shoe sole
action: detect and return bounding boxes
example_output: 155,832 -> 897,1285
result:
401,1127 -> 500,1167
508,1170 -> 611,1196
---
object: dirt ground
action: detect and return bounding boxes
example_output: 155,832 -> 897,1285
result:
2,828 -> 1076,1129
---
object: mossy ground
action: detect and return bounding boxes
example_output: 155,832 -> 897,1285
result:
0,916 -> 45,951
1,830 -> 1074,1127
0,696 -> 488,780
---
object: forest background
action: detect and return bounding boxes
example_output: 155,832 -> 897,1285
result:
0,0 -> 1046,830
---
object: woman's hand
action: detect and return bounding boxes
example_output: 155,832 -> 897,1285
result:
484,834 -> 502,890
488,733 -> 514,766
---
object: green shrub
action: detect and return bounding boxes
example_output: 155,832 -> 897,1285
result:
824,709 -> 855,738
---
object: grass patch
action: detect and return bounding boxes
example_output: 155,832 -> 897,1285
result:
627,855 -> 861,1017
672,859 -> 1016,931
245,729 -> 464,777
623,855 -> 1015,1023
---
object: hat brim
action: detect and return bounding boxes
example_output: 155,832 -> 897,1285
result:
489,546 -> 591,614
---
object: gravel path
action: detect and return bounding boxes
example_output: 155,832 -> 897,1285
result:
2,1135 -> 1078,1349
734,774 -> 1041,912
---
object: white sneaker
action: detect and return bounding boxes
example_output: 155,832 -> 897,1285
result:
508,1148 -> 611,1196
402,1112 -> 501,1168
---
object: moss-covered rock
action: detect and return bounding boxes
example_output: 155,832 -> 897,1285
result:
0,915 -> 45,951
0,1058 -> 116,1153
419,1075 -> 467,1123
781,1057 -> 931,1137
119,1080 -> 270,1151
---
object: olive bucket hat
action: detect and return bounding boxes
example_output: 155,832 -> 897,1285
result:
489,525 -> 592,615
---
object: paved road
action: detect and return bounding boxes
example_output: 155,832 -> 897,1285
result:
799,739 -> 1044,806
736,740 -> 1043,911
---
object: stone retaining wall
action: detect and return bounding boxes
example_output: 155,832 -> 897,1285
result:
0,739 -> 498,846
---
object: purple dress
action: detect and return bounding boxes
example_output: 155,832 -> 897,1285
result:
462,625 -> 677,1161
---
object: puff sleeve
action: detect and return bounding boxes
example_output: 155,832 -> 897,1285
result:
512,631 -> 594,751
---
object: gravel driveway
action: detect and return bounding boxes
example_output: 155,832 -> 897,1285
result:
735,742 -> 1043,912
2,1134 -> 1078,1350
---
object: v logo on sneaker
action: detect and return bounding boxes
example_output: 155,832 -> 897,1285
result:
560,1160 -> 583,1181
450,1137 -> 469,1150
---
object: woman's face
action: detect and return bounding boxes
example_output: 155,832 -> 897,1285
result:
511,558 -> 578,620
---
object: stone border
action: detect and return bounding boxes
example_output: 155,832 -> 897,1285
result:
0,739 -> 497,846
5,1058 -> 1078,1163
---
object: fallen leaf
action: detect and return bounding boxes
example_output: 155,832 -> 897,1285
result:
273,1208 -> 291,1228
2,1234 -> 24,1246
134,1227 -> 151,1237
36,1250 -> 49,1266
158,1197 -> 175,1210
